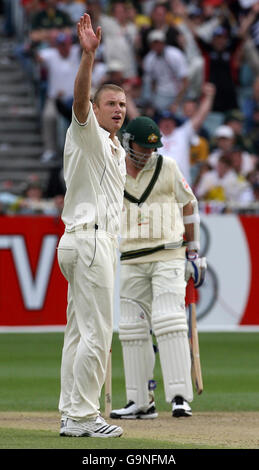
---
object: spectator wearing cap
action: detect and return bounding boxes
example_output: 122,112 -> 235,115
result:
208,125 -> 236,169
158,82 -> 215,184
141,28 -> 189,113
36,32 -> 80,162
101,60 -> 126,87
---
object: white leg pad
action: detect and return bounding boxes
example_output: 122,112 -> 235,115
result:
119,299 -> 155,408
152,292 -> 193,403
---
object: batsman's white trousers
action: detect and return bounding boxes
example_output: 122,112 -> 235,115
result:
57,229 -> 117,420
120,259 -> 193,404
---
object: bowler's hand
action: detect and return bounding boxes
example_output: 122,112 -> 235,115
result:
77,13 -> 101,54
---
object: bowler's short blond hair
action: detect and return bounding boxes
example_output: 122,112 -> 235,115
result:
93,83 -> 125,106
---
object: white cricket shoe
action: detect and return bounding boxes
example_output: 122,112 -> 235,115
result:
110,400 -> 158,419
61,415 -> 123,438
60,415 -> 68,436
172,396 -> 192,417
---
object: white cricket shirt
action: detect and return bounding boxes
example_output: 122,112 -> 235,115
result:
120,154 -> 197,263
61,103 -> 126,235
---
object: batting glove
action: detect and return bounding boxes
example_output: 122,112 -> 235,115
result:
185,252 -> 207,288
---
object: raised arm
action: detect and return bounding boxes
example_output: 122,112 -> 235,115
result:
191,82 -> 216,133
73,14 -> 101,123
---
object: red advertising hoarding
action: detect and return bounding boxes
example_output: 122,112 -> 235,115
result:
0,216 -> 67,328
0,215 -> 258,330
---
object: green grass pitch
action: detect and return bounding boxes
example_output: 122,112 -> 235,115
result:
0,331 -> 258,449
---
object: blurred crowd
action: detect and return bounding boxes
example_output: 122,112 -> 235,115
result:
1,0 -> 259,215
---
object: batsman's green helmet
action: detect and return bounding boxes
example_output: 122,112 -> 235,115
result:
124,116 -> 163,148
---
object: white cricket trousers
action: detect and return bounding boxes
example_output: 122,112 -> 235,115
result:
120,259 -> 193,404
57,229 -> 118,420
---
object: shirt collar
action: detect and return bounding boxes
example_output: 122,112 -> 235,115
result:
99,126 -> 120,150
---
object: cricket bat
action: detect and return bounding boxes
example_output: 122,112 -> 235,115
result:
186,278 -> 203,394
104,348 -> 112,417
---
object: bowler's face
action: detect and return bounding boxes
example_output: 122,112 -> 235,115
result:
93,90 -> 126,136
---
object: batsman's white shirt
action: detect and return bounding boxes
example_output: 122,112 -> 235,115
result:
61,102 -> 126,234
120,153 -> 196,263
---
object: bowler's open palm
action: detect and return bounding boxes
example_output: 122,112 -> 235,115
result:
77,13 -> 101,54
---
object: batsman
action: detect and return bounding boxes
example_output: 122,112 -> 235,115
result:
110,116 -> 205,419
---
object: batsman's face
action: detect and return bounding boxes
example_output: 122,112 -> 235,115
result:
93,90 -> 126,137
131,142 -> 153,168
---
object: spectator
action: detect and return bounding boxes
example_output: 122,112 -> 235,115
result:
238,1 -> 259,52
208,125 -> 236,168
121,76 -> 143,120
0,191 -> 20,214
246,166 -> 259,202
123,1 -> 151,31
180,95 -> 211,183
252,180 -> 259,201
14,0 -> 74,93
17,181 -> 62,215
224,108 -> 255,153
195,154 -> 252,203
44,166 -> 66,198
138,2 -> 181,59
195,25 -> 242,113
230,146 -> 256,178
245,103 -> 259,157
184,8 -> 257,138
105,0 -> 138,79
36,32 -> 81,162
242,75 -> 259,131
158,82 -> 215,184
182,95 -> 210,139
58,0 -> 86,25
30,0 -> 73,45
102,60 -> 126,87
91,44 -> 108,93
167,0 -> 205,98
141,29 -> 189,113
20,1 -> 44,29
86,0 -> 138,79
